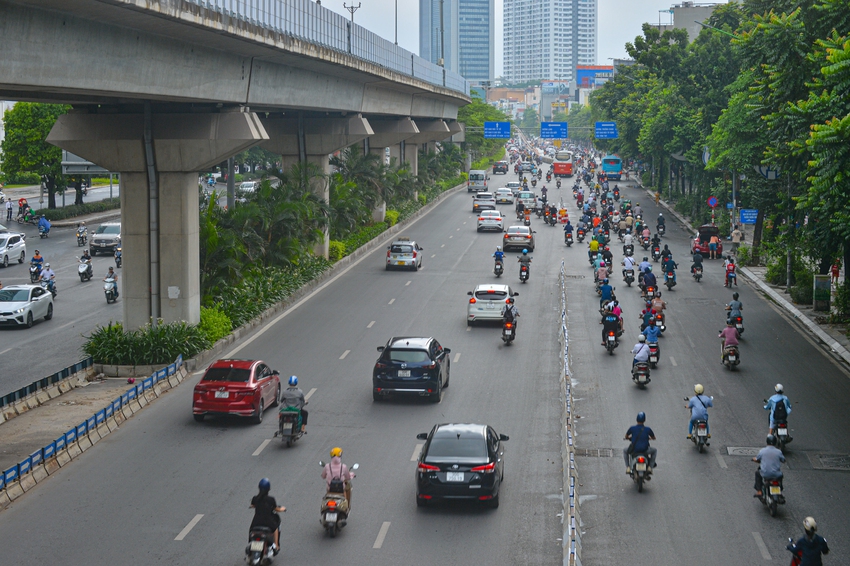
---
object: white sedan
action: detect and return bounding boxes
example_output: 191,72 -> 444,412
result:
0,285 -> 54,328
476,210 -> 505,232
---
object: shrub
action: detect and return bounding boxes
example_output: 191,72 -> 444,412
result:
737,245 -> 752,266
396,200 -> 422,221
834,285 -> 850,318
328,240 -> 346,261
342,223 -> 388,254
789,269 -> 815,305
198,306 -> 232,344
35,198 -> 121,221
1,172 -> 41,185
418,194 -> 427,206
385,209 -> 399,227
83,320 -> 211,365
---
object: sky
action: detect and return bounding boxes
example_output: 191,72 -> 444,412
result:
319,0 -> 731,76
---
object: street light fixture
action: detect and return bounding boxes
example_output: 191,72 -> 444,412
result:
344,2 -> 361,23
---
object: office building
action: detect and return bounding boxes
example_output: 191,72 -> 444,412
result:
503,0 -> 597,84
419,0 -> 495,82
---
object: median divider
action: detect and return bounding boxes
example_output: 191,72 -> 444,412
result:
0,358 -> 95,424
0,355 -> 187,509
558,261 -> 580,565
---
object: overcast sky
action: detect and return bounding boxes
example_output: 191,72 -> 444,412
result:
320,1 -> 731,76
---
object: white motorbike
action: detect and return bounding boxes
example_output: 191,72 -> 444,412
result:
104,277 -> 118,303
78,259 -> 93,282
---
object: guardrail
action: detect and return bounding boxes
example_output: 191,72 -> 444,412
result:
0,355 -> 186,506
0,357 -> 94,410
186,0 -> 469,95
559,261 -> 580,565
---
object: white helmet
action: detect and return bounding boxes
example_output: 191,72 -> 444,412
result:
803,517 -> 817,533
496,246 -> 502,251
638,334 -> 646,343
44,263 -> 50,268
775,384 -> 784,393
694,384 -> 704,395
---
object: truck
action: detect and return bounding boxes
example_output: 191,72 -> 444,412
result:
553,161 -> 573,178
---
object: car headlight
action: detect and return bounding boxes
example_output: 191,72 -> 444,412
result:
14,307 -> 27,314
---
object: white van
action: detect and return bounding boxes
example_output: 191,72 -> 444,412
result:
467,170 -> 489,192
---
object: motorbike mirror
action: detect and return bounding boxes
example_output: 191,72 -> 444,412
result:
443,348 -> 451,354
467,291 -> 473,296
512,292 -> 519,296
499,434 -> 510,441
416,433 -> 428,440
351,463 -> 360,470
377,346 -> 384,352
319,460 -> 325,467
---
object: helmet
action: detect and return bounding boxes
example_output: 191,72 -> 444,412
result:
643,257 -> 649,262
507,297 -> 515,304
636,202 -> 640,206
34,250 -> 39,255
636,411 -> 646,423
803,517 -> 817,533
658,213 -> 663,217
732,292 -> 739,300
775,383 -> 784,393
522,249 -> 528,255
288,375 -> 298,386
44,263 -> 50,268
646,266 -> 652,272
603,278 -> 609,283
694,384 -> 704,395
80,221 -> 86,226
638,334 -> 646,343
600,261 -> 606,267
259,478 -> 270,492
656,291 -> 661,297
766,434 -> 776,446
496,246 -> 502,251
330,447 -> 343,458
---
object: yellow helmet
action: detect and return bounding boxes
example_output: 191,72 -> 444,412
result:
330,447 -> 342,458
694,384 -> 704,395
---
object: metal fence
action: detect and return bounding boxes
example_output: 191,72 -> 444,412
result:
189,0 -> 469,95
0,357 -> 94,408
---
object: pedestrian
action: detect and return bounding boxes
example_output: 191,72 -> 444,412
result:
5,199 -> 11,221
831,259 -> 841,286
709,234 -> 720,260
731,226 -> 743,252
654,191 -> 660,205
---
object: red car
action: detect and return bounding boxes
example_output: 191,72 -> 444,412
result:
192,359 -> 281,424
692,224 -> 723,257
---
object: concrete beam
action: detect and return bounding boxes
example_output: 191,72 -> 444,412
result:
260,115 -> 374,157
406,119 -> 450,145
367,117 -> 420,149
446,120 -> 465,142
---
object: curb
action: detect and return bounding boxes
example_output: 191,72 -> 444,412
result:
1,361 -> 96,426
51,210 -> 121,228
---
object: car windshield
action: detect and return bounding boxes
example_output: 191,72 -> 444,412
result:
480,211 -> 500,217
391,245 -> 413,254
0,289 -> 29,302
475,290 -> 507,300
384,349 -> 430,364
469,173 -> 485,181
96,225 -> 120,234
425,437 -> 488,463
507,227 -> 529,235
518,192 -> 534,199
202,367 -> 251,382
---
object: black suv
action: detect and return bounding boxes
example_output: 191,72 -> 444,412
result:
372,337 -> 451,403
492,161 -> 509,174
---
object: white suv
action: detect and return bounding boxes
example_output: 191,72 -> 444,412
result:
0,232 -> 26,268
466,284 -> 518,326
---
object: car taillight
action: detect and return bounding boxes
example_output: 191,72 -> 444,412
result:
469,297 -> 477,304
375,362 -> 388,369
503,234 -> 509,239
413,251 -> 417,258
479,217 -> 485,221
386,250 -> 391,258
470,462 -> 496,474
526,235 -> 532,239
418,463 -> 439,472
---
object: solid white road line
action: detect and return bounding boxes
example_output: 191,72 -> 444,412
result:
453,352 -> 461,363
304,388 -> 317,401
367,321 -> 376,328
174,514 -> 204,541
373,521 -> 391,549
441,244 -> 445,248
339,350 -> 350,360
670,357 -> 677,366
388,298 -> 395,305
752,532 -> 772,560
252,439 -> 271,456
466,326 -> 471,332
411,443 -> 423,461
715,453 -> 728,469
405,281 -> 411,286
431,254 -> 436,258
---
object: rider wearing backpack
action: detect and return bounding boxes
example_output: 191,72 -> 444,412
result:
322,447 -> 354,505
765,383 -> 792,438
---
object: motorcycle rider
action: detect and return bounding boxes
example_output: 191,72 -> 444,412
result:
633,202 -> 643,217
786,517 -> 829,566
726,292 -> 743,323
640,225 -> 651,241
599,279 -> 614,308
637,256 -> 652,285
281,375 -> 308,433
563,219 -> 574,238
725,256 -> 738,286
642,266 -> 657,295
79,249 -> 93,278
691,250 -> 704,275
518,249 -> 532,278
37,214 -> 51,235
31,249 -> 44,269
718,320 -> 740,361
686,384 -> 713,441
752,434 -> 785,498
651,292 -> 667,316
249,478 -> 285,556
764,384 -> 792,438
631,334 -> 650,368
622,229 -> 633,247
39,262 -> 56,293
501,297 -> 519,330
515,200 -> 525,219
650,232 -> 662,251
492,246 -> 505,269
662,254 -> 678,283
587,236 -> 600,262
600,245 -> 614,265
103,266 -> 119,298
656,213 -> 665,230
643,318 -> 661,347
322,447 -> 354,506
595,261 -> 609,283
623,411 -> 657,473
622,253 -> 636,281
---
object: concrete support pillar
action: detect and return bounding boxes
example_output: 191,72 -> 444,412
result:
404,119 -> 450,178
48,110 -> 267,329
403,142 -> 419,177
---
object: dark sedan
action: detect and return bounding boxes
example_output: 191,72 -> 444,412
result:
415,423 -> 508,508
372,337 -> 450,403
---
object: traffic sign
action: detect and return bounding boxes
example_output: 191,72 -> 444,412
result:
540,122 -> 568,139
702,146 -> 711,166
484,121 -> 511,139
726,202 -> 733,209
740,209 -> 758,224
706,196 -> 718,208
595,122 -> 619,139
755,165 -> 780,180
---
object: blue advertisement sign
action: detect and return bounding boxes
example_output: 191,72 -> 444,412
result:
484,121 -> 511,139
540,122 -> 568,139
740,209 -> 758,224
595,122 -> 619,139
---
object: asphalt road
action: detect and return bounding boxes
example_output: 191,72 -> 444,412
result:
2,183 -> 120,210
0,171 -> 566,565
572,178 -> 850,564
0,219 -> 123,393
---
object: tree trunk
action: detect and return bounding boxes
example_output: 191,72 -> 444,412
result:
751,208 -> 765,265
46,177 -> 57,209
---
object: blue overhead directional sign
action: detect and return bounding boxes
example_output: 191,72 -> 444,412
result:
540,122 -> 568,139
740,209 -> 758,224
595,122 -> 619,139
484,121 -> 511,139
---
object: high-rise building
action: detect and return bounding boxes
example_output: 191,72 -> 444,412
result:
503,0 -> 597,84
419,0 -> 495,82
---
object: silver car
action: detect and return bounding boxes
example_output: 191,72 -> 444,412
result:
494,188 -> 514,204
91,222 -> 121,256
0,284 -> 54,327
386,237 -> 423,271
0,232 -> 26,267
503,225 -> 536,252
466,284 -> 518,325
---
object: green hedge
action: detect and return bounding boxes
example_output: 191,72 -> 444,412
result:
385,209 -> 400,226
342,223 -> 389,255
328,240 -> 346,261
35,198 -> 121,221
198,306 -> 232,344
83,321 -> 211,365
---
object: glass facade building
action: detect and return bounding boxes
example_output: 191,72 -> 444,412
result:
420,0 -> 495,82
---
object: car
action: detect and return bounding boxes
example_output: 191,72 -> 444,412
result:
0,232 -> 26,267
516,190 -> 536,211
476,210 -> 504,232
90,222 -> 121,256
494,188 -> 514,204
466,283 -> 518,325
415,423 -> 508,508
692,224 -> 723,256
386,237 -> 423,270
0,284 -> 53,327
192,359 -> 281,424
503,225 -> 535,252
520,162 -> 533,172
372,336 -> 451,403
505,181 -> 521,196
239,181 -> 259,193
492,161 -> 509,174
472,193 -> 496,213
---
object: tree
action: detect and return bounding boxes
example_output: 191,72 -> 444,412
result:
1,103 -> 70,208
457,95 -> 512,161
518,107 -> 539,133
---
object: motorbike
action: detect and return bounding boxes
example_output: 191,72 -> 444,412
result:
643,285 -> 658,300
318,461 -> 360,537
651,246 -> 661,262
502,320 -> 516,344
547,213 -> 557,227
38,225 -> 49,239
519,263 -> 530,283
605,331 -> 618,354
588,252 -> 598,266
632,362 -> 651,388
536,207 -> 544,219
78,259 -> 93,282
564,232 -> 573,247
572,188 -> 578,199
494,260 -> 503,277
685,401 -> 711,453
245,525 -> 276,566
722,344 -> 740,370
692,265 -> 703,282
641,236 -> 651,250
647,342 -> 660,368
613,189 -> 620,201
755,473 -> 785,517
556,180 -> 561,189
576,229 -> 585,243
275,406 -> 305,448
773,416 -> 791,453
657,224 -> 666,237
546,173 -> 552,182
531,179 -> 537,188
40,278 -> 57,298
76,227 -> 87,246
623,244 -> 634,257
664,271 -> 676,290
114,247 -> 122,268
725,270 -> 737,288
655,312 -> 666,333
728,312 -> 744,335
624,269 -> 635,287
104,276 -> 118,304
29,263 -> 40,283
628,452 -> 653,492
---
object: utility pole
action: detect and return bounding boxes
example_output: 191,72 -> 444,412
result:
438,0 -> 445,67
344,2 -> 361,23
394,0 -> 398,44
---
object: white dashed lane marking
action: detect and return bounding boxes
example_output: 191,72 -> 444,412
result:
453,352 -> 461,363
304,388 -> 316,401
388,298 -> 395,305
431,254 -> 436,258
174,514 -> 204,541
252,439 -> 271,456
367,321 -> 375,328
405,281 -> 411,286
716,453 -> 728,469
670,357 -> 677,366
752,532 -> 772,560
339,350 -> 350,360
441,244 -> 445,248
373,522 -> 391,549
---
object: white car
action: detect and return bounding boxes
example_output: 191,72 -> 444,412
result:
466,284 -> 518,325
239,181 -> 259,193
472,192 -> 496,213
0,232 -> 26,268
505,182 -> 521,196
494,188 -> 514,204
0,284 -> 54,327
477,210 -> 504,232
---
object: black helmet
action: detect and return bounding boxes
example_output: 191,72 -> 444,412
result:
259,478 -> 270,492
766,434 -> 776,446
732,292 -> 739,300
636,411 -> 646,423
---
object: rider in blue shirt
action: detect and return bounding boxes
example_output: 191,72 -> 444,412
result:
662,256 -> 678,283
599,279 -> 613,308
623,412 -> 657,472
686,384 -> 713,438
764,384 -> 792,436
492,246 -> 505,263
563,220 -> 573,234
643,320 -> 661,343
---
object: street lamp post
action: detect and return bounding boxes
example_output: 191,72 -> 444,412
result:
344,2 -> 361,23
394,0 -> 398,44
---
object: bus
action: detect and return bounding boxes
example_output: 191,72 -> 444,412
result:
555,150 -> 574,163
601,155 -> 623,180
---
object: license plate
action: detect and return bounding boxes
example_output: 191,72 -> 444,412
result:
777,428 -> 788,436
650,355 -> 657,363
487,303 -> 497,309
446,472 -> 464,482
249,541 -> 264,552
214,391 -> 229,398
505,329 -> 512,336
697,429 -> 707,436
397,261 -> 405,265
638,374 -> 647,383
635,463 -> 646,471
736,324 -> 743,330
728,355 -> 736,361
769,486 -> 781,495
325,512 -> 337,522
608,336 -> 615,341
281,423 -> 292,431
397,370 -> 411,377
